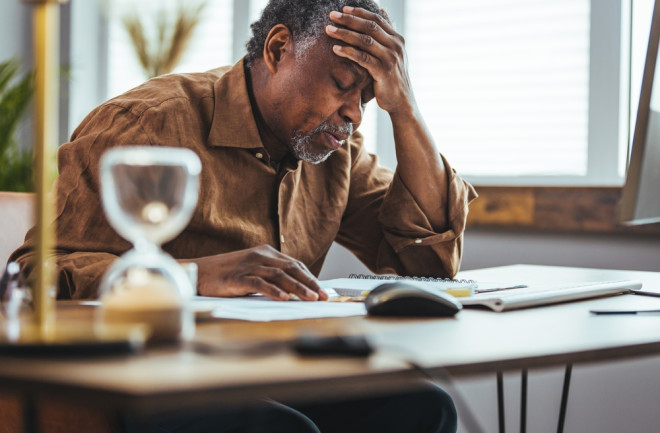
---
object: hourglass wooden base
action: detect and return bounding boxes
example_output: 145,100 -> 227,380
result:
0,321 -> 148,356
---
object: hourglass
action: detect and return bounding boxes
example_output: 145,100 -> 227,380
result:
98,146 -> 201,343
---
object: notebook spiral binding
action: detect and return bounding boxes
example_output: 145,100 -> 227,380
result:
347,273 -> 476,284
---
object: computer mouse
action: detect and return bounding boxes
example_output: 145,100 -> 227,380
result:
365,282 -> 462,317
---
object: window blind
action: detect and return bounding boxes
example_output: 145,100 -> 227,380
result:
405,0 -> 591,177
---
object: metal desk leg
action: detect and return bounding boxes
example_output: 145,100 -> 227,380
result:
557,364 -> 572,433
498,364 -> 571,433
520,368 -> 527,433
497,370 -> 505,433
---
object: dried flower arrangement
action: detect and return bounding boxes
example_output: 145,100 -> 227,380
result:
122,0 -> 207,79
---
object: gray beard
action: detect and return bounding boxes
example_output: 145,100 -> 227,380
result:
291,121 -> 354,164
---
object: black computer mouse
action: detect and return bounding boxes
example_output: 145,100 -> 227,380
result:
365,282 -> 462,317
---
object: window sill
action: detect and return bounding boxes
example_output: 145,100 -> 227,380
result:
466,186 -> 660,235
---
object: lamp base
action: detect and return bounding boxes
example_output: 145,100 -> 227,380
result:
0,322 -> 148,356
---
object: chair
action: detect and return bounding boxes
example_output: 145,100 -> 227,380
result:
0,191 -> 34,267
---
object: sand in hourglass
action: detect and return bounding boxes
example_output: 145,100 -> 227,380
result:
101,272 -> 184,343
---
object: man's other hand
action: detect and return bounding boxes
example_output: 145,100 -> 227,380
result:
189,245 -> 328,301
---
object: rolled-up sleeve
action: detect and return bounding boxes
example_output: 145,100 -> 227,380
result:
336,143 -> 477,279
9,104 -> 151,299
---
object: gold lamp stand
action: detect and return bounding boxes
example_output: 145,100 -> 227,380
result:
0,0 -> 146,354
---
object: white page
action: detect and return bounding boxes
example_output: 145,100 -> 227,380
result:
194,296 -> 366,322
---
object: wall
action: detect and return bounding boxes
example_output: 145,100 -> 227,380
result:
0,2 -> 30,62
319,229 -> 660,279
1,2 -> 33,153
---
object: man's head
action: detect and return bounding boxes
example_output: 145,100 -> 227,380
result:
245,1 -> 389,164
246,0 -> 386,68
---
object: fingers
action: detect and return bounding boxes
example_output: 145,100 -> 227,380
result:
327,7 -> 401,47
326,7 -> 404,78
328,14 -> 387,52
195,246 -> 329,301
336,6 -> 397,37
253,258 -> 327,301
215,247 -> 328,302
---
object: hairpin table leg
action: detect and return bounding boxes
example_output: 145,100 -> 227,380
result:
557,364 -> 573,433
497,370 -> 505,433
520,368 -> 527,433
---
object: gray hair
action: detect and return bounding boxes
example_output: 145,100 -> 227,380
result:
245,0 -> 388,67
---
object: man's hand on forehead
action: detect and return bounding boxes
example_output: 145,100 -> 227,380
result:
325,6 -> 414,115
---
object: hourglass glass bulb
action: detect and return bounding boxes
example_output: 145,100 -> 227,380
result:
98,146 -> 201,343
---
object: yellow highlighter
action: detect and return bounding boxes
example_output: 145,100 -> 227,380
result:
444,287 -> 474,298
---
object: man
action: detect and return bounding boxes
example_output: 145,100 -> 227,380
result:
11,0 -> 475,432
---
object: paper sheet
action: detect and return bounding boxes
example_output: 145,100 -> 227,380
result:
194,296 -> 366,322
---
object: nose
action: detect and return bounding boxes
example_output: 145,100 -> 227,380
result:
338,89 -> 363,126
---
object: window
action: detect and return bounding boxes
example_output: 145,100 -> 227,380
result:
97,0 -> 649,188
399,0 -> 628,186
407,0 -> 591,181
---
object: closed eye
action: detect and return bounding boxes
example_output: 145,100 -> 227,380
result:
333,77 -> 351,92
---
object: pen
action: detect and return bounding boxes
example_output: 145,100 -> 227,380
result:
474,285 -> 527,294
590,309 -> 660,315
631,290 -> 660,298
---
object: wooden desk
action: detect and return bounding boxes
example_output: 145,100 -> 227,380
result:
1,265 -> 660,422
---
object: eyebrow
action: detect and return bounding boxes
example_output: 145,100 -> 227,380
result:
340,59 -> 370,86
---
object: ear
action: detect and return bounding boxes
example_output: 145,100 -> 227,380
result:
263,24 -> 293,74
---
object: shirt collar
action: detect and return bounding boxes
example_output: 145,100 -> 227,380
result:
208,57 -> 264,150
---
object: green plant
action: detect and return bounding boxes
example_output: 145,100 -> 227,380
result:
0,59 -> 34,192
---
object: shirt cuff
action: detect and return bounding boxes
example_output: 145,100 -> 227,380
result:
378,154 -> 477,253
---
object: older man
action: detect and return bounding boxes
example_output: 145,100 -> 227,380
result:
11,0 -> 475,431
13,0 -> 474,302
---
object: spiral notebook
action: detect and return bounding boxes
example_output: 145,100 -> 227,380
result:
320,274 -> 478,299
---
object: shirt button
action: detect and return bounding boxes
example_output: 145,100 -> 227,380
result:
280,235 -> 285,243
255,152 -> 264,159
414,238 -> 422,244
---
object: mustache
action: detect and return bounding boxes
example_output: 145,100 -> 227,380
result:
311,121 -> 353,138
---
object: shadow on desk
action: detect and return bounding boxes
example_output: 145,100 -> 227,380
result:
0,393 -> 116,433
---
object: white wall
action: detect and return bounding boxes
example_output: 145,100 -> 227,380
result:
319,229 -> 660,279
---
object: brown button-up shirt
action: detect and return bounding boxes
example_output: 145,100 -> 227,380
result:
11,59 -> 477,299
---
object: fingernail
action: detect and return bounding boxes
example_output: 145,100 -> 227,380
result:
330,11 -> 342,18
326,25 -> 338,33
333,45 -> 343,52
344,6 -> 354,12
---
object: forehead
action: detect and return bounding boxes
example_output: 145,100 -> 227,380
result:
297,37 -> 369,83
